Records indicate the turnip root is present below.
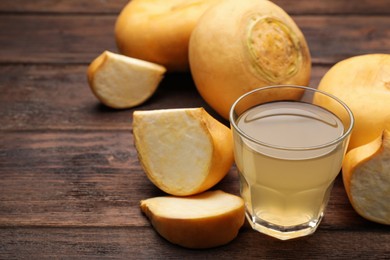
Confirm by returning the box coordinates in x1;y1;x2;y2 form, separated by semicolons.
140;190;245;248
342;126;390;224
317;54;390;150
133;108;234;196
87;51;166;109
115;0;222;71
189;0;311;119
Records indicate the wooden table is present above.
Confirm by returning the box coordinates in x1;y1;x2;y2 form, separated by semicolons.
1;0;389;258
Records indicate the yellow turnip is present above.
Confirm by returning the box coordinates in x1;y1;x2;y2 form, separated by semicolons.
317;54;390;150
115;0;222;71
189;0;311;119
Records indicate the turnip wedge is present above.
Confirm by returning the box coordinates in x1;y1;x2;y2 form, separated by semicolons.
132;108;234;196
140;190;245;248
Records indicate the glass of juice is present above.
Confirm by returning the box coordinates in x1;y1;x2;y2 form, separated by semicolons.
229;85;354;240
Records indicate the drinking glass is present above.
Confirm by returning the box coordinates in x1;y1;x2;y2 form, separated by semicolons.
229;85;354;240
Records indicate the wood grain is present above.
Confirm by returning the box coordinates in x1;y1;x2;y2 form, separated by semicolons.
0;227;389;259
0;15;389;65
0;65;330;131
0;0;128;14
0;65;210;131
0;130;238;226
0;0;389;15
274;0;390;15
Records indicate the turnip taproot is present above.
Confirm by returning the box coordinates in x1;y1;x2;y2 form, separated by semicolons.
133;108;234;196
342;126;390;225
189;0;311;119
140;190;245;248
115;0;222;71
87;51;166;109
317;54;390;150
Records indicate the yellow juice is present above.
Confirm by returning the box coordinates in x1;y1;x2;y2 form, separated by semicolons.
233;101;345;235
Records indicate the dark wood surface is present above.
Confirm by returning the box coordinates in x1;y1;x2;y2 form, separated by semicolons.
1;0;389;259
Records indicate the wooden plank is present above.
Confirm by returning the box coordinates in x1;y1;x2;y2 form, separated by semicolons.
0;15;389;65
0;15;117;64
0;64;346;131
0;131;238;227
0;131;147;228
0;65;210;131
1;227;389;259
0;0;389;15
0;65;327;131
0;131;378;229
0;0;128;14
274;0;390;15
302;16;390;64
0;65;326;131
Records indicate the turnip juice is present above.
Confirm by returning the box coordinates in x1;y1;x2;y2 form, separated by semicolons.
231;92;353;240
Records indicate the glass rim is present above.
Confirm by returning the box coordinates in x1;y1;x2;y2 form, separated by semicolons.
229;85;355;151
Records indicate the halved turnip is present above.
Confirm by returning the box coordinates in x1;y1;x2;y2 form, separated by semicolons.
140;190;245;248
132;108;234;196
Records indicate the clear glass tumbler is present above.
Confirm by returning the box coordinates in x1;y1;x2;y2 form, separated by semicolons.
230;85;354;240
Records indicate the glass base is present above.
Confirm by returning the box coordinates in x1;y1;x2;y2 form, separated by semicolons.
246;211;324;240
